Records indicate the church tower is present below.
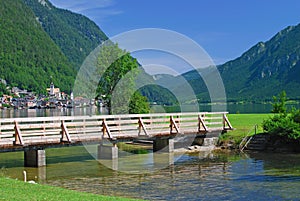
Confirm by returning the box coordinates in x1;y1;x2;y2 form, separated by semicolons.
49;82;54;96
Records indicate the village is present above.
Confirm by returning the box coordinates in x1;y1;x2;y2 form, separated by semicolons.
0;82;96;109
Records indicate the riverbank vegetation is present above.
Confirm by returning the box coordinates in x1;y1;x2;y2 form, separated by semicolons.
221;91;300;145
263;91;300;141
220;113;271;144
0;177;141;201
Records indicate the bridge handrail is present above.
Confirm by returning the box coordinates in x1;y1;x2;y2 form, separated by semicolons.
0;112;229;123
0;112;232;149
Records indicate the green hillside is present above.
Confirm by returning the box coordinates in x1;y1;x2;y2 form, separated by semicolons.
23;0;108;70
0;0;75;93
219;23;300;101
182;23;300;102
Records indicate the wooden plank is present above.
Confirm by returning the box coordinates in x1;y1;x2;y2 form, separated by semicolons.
67;127;101;133
205;116;223;120
0;112;229;124
198;114;208;132
138;117;149;136
177;117;197;121
170;116;180;134
13;121;24;146
102;119;112;139
223;114;233;130
19;130;61;136
103;119;139;125
61;120;71;143
64;121;102;127
19;113;134;121
147;125;170;130
108;125;138;130
0;134;15;138
0;125;15;130
205;122;223;125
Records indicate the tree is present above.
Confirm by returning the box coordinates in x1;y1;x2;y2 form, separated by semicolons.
271;91;287;113
96;43;149;114
263;92;300;141
129;92;150;114
0;82;8;96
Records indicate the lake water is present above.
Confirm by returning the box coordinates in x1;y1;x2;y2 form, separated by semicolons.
0;107;107;118
1;147;300;200
0;102;300;118
1;104;300;200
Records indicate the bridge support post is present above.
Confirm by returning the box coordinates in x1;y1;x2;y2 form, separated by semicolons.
153;138;174;153
24;149;46;167
97;143;118;160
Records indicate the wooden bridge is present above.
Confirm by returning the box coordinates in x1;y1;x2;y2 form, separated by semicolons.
0;112;233;167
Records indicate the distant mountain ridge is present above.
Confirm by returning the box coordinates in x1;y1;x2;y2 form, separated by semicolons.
181;23;300;102
1;0;299;103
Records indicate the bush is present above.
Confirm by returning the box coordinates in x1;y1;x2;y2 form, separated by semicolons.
263;111;300;140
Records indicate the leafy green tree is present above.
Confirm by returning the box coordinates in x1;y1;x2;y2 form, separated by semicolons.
271;91;287;113
129;92;150;114
0;82;8;96
263;92;300;141
96;43;149;114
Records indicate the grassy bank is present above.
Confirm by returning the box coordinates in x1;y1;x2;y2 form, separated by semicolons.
0;177;141;201
220;113;273;144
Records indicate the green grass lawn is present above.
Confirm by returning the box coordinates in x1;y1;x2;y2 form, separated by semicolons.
221;113;273;144
0;177;141;201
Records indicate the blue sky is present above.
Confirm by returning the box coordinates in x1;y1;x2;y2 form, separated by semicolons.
50;0;300;67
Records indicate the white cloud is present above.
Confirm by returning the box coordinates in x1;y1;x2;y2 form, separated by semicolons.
49;0;122;23
50;0;114;12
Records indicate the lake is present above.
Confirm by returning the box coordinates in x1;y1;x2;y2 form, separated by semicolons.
0;102;300;118
0;107;107;118
1;146;300;200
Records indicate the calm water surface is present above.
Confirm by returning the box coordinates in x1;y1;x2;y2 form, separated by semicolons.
1;105;300;200
1;147;300;200
1;102;299;118
0;107;106;118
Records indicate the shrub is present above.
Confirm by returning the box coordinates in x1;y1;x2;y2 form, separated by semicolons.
263;112;300;140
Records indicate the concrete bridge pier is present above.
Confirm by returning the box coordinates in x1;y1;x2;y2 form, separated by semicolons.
24;148;46;167
97;143;118;160
153;138;174;153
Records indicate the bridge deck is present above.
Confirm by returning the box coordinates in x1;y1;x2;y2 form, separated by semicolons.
0;112;233;152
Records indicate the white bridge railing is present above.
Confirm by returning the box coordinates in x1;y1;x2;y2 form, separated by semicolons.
0;112;233;148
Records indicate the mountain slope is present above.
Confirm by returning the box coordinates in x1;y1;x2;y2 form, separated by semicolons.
23;0;108;70
0;0;75;93
183;23;300;102
220;23;300;101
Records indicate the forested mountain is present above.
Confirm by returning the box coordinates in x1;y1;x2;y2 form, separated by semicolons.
1;0;299;103
182;23;300;102
0;0;108;93
23;0;108;70
0;0;75;93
